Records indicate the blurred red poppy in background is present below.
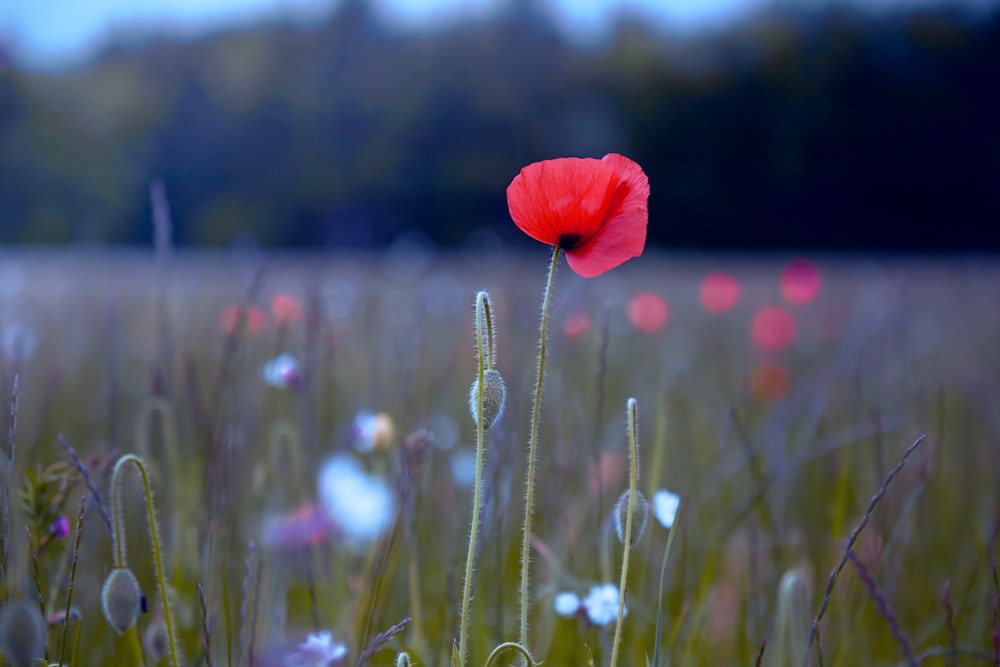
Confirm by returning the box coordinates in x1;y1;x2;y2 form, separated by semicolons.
271;294;304;325
220;304;268;337
751;306;796;351
563;311;591;338
750;361;790;402
507;153;649;278
628;292;669;333
780;258;822;305
699;272;741;314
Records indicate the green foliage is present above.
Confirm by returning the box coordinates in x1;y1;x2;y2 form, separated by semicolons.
0;252;996;666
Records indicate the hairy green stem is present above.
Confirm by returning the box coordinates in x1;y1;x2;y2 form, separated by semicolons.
484;641;537;667
610;398;640;667
519;245;561;649
458;291;491;665
111;454;181;667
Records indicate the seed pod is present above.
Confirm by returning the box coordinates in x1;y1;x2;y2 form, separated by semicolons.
468;369;507;430
613;489;649;546
0;599;46;666
101;568;142;633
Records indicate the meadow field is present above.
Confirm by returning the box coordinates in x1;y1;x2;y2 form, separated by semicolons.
0;249;997;666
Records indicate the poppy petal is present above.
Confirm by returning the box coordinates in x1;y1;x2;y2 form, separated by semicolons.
564;154;649;277
507;157;624;248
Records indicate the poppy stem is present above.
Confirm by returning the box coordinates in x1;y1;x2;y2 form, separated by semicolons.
110;454;181;667
609;398;639;667
458;291;492;666
518;244;561;650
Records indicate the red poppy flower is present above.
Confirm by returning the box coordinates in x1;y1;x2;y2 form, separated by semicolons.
780;258;821;306
627;292;669;333
219;304;268;337
699;272;741;314
750;361;790;402
270;294;304;325
507;153;649;278
563;311;591;338
751;307;795;351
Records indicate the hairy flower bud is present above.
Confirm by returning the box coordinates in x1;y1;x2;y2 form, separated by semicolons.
613;489;648;546
469;369;506;430
0;600;45;666
143;618;171;663
101;568;142;633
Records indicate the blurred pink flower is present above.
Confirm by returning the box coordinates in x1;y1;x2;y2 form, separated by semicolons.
220;304;268;337
262;503;332;551
627;292;668;333
780;258;821;306
751;307;795;351
563;311;591;338
699;272;741;314
271;294;305;326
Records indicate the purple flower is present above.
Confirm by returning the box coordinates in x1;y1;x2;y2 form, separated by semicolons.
49;515;70;540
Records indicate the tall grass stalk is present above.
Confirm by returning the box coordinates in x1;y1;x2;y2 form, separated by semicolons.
519;245;561;649
609;398;640;667
458;290;494;666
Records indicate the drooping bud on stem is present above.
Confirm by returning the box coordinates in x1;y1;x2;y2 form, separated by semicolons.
469;369;507;431
101;568;142;634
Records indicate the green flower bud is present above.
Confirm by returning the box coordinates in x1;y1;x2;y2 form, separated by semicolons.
0;600;46;666
101;568;142;633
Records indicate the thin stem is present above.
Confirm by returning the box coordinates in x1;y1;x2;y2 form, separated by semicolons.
458;291;490;665
610;398;639;667
111;454;181;667
652;500;681;667
804;435;925;666
519;245;561;648
59;495;86;666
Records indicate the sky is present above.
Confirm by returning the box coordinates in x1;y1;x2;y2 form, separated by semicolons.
0;0;768;67
0;0;980;67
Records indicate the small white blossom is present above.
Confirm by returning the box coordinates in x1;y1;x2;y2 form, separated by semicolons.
283;631;347;667
318;455;395;549
262;353;300;389
652;489;680;530
582;584;626;626
553;591;581;617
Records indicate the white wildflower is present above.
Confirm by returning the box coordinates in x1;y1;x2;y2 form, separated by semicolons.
553;591;581;617
582;583;625;626
317;455;395;549
283;631;347;667
262;353;300;389
652;489;680;530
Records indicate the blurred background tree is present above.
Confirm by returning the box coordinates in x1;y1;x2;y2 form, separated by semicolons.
0;0;997;250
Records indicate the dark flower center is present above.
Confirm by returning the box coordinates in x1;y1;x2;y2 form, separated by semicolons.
558;233;582;250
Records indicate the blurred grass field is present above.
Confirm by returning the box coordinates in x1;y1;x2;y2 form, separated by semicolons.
0;249;997;666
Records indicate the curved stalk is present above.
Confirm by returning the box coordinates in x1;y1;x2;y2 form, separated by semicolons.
483;641;537;667
111;454;181;667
